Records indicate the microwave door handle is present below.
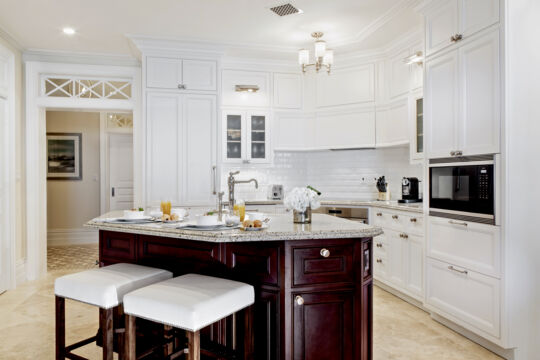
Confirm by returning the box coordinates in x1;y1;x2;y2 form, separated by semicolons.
455;168;461;192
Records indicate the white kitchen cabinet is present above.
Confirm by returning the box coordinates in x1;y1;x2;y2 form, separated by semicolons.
389;49;411;99
146;92;216;206
146;57;217;91
458;30;500;156
387;229;407;289
273;73;302;109
425;50;459;158
376;99;409;148
222;110;270;164
221;70;270;107
316;65;375;108
314;108;376;149
426;257;500;339
424;0;499;57
428;216;501;278
273;113;314;151
409;92;424;161
406;233;424;298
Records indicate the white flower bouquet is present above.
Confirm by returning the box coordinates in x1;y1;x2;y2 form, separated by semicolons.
284;186;321;213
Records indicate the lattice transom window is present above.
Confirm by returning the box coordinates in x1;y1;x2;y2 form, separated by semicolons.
42;76;132;100
107;113;133;129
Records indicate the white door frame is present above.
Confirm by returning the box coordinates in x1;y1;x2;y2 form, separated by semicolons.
0;43;16;290
99;112;134;214
24;61;142;281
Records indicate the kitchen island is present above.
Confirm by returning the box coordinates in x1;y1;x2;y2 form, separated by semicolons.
87;213;383;360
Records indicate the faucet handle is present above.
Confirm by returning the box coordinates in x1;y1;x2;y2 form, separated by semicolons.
229;171;240;176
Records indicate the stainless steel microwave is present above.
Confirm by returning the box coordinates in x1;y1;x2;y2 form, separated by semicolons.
429;158;494;224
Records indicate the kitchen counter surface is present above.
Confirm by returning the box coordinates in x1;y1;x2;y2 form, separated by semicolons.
245;199;424;214
86;212;383;243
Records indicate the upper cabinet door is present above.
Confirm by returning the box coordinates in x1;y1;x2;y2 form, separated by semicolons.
425;51;459;159
222;111;246;163
459;0;499;38
273;73;302;109
247;112;270;163
181;94;216;205
389;49;411;99
146;92;182;204
425;0;459;56
315;109;376;149
182;60;217;91
458;29;500;156
146;57;183;89
316;65;375;108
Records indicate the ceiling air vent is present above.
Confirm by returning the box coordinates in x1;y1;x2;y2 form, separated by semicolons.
270;3;302;16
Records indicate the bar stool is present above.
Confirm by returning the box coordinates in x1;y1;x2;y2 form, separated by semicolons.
54;263;173;360
123;274;255;360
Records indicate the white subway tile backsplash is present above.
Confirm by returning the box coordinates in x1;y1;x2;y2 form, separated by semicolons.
220;145;423;202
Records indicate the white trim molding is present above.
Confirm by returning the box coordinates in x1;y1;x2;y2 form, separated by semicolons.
47;228;98;246
15;259;26;286
24;61;141;281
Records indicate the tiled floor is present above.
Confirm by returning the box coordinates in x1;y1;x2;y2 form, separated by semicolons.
0;244;502;359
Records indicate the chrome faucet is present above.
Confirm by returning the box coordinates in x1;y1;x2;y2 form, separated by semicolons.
228;171;258;211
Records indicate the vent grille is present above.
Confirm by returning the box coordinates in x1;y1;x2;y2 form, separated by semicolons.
270;3;301;16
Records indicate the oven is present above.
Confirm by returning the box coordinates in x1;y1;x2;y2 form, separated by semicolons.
429;158;495;224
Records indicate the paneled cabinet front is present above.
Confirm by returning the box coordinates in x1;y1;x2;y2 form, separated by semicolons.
146;56;217;91
222;110;270;164
146;91;216;206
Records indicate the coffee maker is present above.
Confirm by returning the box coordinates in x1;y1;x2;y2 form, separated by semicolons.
398;177;422;203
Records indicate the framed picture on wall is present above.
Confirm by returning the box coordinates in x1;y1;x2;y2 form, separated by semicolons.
46;133;82;180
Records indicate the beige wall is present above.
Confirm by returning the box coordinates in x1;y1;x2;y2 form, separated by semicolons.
46;111;101;234
0;34;24;262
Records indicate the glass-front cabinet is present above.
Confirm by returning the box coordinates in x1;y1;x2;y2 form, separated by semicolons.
222;110;270;163
410;93;424;161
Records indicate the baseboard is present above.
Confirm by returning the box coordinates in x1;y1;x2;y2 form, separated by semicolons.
430;313;515;360
15;258;26;286
374;279;428;312
47;228;99;246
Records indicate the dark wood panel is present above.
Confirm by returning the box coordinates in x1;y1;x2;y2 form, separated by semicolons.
225;242;281;286
291;241;354;287
100;231;137;262
292;291;354;360
254;289;280;360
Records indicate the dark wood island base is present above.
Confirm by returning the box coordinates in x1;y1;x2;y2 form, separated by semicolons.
99;230;373;360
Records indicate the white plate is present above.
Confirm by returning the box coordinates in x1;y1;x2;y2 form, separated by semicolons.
241;224;268;231
115;216;153;222
182;222;225;229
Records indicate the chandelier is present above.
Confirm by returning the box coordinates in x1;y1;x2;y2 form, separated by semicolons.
298;32;334;74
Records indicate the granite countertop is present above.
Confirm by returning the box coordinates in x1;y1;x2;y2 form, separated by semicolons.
245;199;424;214
86;212;383;243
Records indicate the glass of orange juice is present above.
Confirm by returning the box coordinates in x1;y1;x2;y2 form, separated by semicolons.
233;199;246;222
160;200;172;216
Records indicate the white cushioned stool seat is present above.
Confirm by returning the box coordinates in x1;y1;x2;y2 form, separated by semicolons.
54;263;173;309
123;274;255;332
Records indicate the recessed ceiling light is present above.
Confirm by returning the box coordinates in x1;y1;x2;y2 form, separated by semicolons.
62;27;76;35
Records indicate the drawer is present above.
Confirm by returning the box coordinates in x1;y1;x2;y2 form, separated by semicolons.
428;216;500;278
373;253;388;280
291;241;355;287
426;257;500;339
373;234;387;257
404;213;424;235
226;243;281;286
100;231;137;262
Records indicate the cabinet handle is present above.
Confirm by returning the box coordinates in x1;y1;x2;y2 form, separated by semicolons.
392;215;399;220
449;220;468;227
450;150;456;156
376;243;383;248
177;84;186;89
243;159;251;164
448;265;468;275
364;249;370;273
295;295;305;306
455;150;463;156
410;218;417;223
320;248;330;258
212;165;217;195
376;212;382;217
111;187;115;197
376;258;383;263
450;34;463;43
399;233;409;239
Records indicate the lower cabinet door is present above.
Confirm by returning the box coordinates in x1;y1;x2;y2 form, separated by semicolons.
387;229;407;288
254;289;280;360
406;234;424;298
292;291;354;360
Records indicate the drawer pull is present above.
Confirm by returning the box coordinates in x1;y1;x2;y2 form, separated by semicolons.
376;212;382;217
295;295;305;306
320;248;330;258
399;233;408;239
392;215;399;220
376;243;383;248
177;84;186;89
376;259;383;263
449;220;468;227
448;265;468;275
410;218;417;223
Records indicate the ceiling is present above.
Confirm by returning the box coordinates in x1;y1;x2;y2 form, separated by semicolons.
0;0;422;60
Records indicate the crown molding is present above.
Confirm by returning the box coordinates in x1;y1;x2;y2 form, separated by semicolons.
0;25;24;52
22;49;140;67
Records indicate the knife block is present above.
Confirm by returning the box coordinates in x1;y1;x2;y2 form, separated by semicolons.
378;191;390;201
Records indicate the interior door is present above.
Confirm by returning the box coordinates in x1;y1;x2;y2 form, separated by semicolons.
109;134;134;211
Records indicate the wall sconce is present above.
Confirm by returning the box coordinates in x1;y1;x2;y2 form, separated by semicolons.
404;51;424;66
235;85;260;93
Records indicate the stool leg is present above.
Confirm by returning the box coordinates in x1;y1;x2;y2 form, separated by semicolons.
187;330;200;360
100;308;114;360
125;315;136;360
243;305;255;360
55;296;65;360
